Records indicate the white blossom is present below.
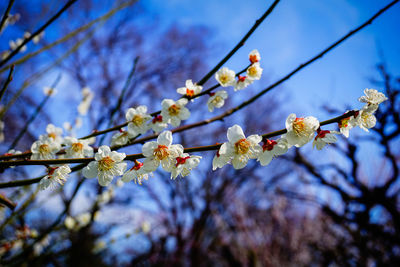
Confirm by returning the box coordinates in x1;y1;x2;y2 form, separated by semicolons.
125;105;152;136
149;115;168;133
39;124;64;144
39;165;71;190
246;62;263;80
358;88;387;106
176;79;202;99
313;130;339;150
64;216;76;230
234;75;253;91
31;138;61;160
83;146;127;186
212;152;231;171
121;160;151;185
257;138;289;166
284;113;319;147
142;131;183;172
161;99;190;127
338;113;357;138
355;109;376;132
216;125;262;170
64;137;93;158
78;87;94;115
9;38;27;53
249;49;261;63
170;153;201;179
207;90;228;112
110;130;134;147
215;67;236;87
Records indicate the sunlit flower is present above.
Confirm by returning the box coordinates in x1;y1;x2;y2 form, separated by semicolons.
358;88;387;106
217;124;262;169
83;146;127;186
121;160;151;185
31;138;61;160
39;124;64;144
33;31;45;44
149;115;168;133
215;67;236;87
312;130;339;150
285;114;319;147
33;235;50;256
161;99;190;127
126;105;152;136
355;109;376;132
78;87;94;115
176;79;202;99
64;216;76;230
142;131;183;172
234;75;253;91
9;38;27;53
257;138;289;166
110;129;134;147
212;151;231;171
338;112;357;138
39;165;71;190
246;62;263;80
64;137;93;158
249;49;261;64
170;153;202;179
207;90;228;112
76;212;91;227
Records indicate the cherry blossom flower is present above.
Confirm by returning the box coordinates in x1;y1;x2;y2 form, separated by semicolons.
176;79;202;99
39;165;71;190
161;99;190;127
207;90;228;112
170;153;201;179
212;150;231;171
338;112;357;138
217;124;262;170
78;87;94;115
149;115;168;133
9;38;27;53
285;113;319;147
142;131;183;172
64;137;93;158
126;105;152;136
31;138;61;160
83;146;127;186
39;124;64;144
234;75;253;91
257;138;289;166
110;129;134;147
313;130;339;150
215;67;236;87
355;109;376;132
121;160;151;185
249;49;261;63
358;88;388;105
246;62;263;80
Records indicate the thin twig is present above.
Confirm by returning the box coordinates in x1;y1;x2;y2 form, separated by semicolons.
0;0;78;68
0;193;16;210
0;0;15;33
196;0;280;86
0;64;14;102
8;74;62;150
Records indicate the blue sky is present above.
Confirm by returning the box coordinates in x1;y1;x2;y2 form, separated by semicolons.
146;0;400;116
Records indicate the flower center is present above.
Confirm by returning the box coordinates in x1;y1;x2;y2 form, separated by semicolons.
48;133;57;140
168;104;181;116
210;95;223;106
132;114;145;126
71;142;83;152
235;138;250;155
263;139;277;152
339;118;350;128
186;88;195;97
219;74;229;84
248;65;258;76
153;145;169;160
39;144;50;155
98;156;115;171
293;118;306;136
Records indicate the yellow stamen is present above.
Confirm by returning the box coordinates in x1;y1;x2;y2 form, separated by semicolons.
71;142;83;153
98;156;115;171
132;115;145;126
293;118;306;136
235;138;250;155
39;144;50;154
168;104;181;116
153;145;169;160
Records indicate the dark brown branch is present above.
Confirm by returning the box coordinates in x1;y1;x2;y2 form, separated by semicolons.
0;0;15;33
0;64;14;102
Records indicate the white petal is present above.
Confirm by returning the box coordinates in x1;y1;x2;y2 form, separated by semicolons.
142;141;158;157
227;125;245;143
157;131;173;146
83;161;99;178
